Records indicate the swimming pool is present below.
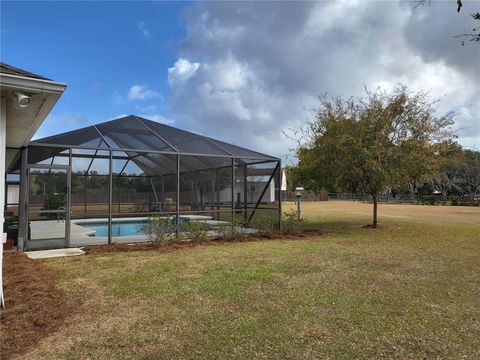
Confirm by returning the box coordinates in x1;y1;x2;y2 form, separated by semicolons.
76;216;199;237
79;220;148;237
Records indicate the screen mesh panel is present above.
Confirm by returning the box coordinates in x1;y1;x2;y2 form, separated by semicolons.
29;115;278;178
24;115;280;234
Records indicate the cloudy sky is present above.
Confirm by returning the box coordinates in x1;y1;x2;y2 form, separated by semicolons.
2;1;479;162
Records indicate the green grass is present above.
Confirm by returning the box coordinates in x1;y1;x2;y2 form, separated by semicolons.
25;202;480;359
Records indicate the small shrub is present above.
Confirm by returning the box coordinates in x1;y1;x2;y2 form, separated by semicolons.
282;209;302;232
250;214;278;237
140;216;176;246
217;220;246;240
183;221;209;242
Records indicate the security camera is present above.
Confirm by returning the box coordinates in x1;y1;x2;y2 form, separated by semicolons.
13;91;31;108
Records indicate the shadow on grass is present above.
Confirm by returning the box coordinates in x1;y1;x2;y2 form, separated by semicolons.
297;218;374;236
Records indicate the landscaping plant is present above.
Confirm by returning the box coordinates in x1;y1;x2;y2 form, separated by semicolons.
282;209;302;232
140;216;177;245
183;221;209;242
250;213;278;237
217;220;246;240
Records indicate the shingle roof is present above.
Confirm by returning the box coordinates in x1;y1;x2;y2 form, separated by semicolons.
0;62;51;80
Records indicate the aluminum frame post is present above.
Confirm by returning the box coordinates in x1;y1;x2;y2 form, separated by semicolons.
66;148;72;247
84;174;87;216
17;147;28;251
161;176;164;203
149;178;160;205
108;150;113;244
176;154;180;234
277;160;282;231
243;165;248;224
210;175;215;217
231;158;235;223
215;168;220;220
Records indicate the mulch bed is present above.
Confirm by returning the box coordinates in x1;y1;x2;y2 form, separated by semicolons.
83;229;322;255
0;252;76;359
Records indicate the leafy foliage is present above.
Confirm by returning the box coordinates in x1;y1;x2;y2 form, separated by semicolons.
292;86;455;227
217;220;246;240
140;216;177;245
250;213;278;237
183;221;209;242
282;209;303;232
407;146;480;202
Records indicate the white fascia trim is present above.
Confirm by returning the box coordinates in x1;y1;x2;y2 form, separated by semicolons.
0;73;67;94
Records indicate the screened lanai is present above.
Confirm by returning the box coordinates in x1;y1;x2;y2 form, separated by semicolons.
13;115;281;250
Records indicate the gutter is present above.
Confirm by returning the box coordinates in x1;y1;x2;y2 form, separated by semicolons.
0;73;67;94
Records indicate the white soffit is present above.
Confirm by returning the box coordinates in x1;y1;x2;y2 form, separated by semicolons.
0;73;67;149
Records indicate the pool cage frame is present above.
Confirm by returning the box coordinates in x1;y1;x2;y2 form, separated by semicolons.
15;115;282;250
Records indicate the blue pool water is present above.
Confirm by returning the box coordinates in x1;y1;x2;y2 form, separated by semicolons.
78;216;195;237
80;221;148;237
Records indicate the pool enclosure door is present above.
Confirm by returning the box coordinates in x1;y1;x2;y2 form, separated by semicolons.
26;164;71;250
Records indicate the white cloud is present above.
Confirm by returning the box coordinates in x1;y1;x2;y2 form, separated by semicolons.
167;1;480;159
127;85;162;101
167;58;200;88
138;21;151;39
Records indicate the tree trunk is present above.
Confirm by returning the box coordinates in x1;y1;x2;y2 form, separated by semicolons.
372;194;378;228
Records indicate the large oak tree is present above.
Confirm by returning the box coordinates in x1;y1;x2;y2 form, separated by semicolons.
292;86;455;227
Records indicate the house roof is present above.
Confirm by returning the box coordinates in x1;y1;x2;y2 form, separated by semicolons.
0;62;51;80
28;115;279;176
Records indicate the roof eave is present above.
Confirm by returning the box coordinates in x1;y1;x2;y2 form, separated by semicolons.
0;73;67;94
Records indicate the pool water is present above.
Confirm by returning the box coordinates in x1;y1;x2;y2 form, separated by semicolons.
80;221;148;237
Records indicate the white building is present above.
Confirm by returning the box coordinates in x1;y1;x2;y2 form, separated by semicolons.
0;63;66;306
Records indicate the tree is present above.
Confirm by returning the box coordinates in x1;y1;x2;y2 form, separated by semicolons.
464;150;480;196
292;86;454;228
429;141;468;200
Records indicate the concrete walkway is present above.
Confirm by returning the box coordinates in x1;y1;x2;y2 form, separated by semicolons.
25;248;85;259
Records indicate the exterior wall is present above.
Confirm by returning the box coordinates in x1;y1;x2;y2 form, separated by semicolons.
1;97;6;306
214;180;276;204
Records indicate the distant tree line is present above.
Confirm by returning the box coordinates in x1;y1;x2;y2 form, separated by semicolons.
31;168;233;201
408;146;480;201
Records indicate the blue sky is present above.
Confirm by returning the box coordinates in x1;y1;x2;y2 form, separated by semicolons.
1;1;478;157
1;1;190;137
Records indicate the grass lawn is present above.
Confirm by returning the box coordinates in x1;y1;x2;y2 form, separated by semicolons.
22;201;480;359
